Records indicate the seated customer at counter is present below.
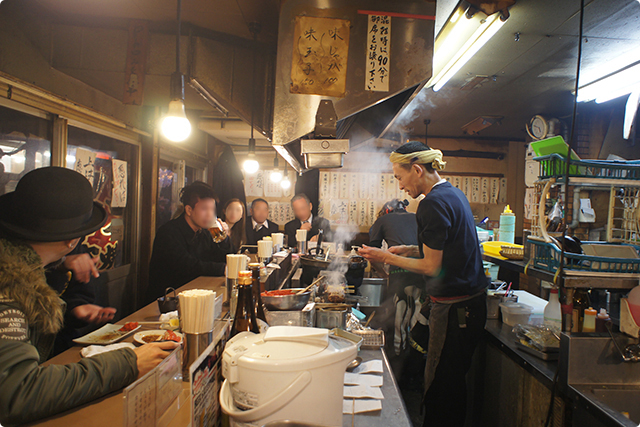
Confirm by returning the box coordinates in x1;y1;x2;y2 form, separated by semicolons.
284;193;332;246
245;198;279;245
146;181;232;304
0;167;177;425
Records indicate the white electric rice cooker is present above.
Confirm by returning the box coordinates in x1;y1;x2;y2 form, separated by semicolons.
220;326;358;427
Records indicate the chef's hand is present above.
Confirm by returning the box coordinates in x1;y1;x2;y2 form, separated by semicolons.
309;235;318;242
388;245;420;258
358;245;388;264
300;222;312;232
72;304;116;324
134;341;180;379
64;253;100;283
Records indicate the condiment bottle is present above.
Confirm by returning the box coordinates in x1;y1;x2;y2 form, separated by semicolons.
583;307;597;332
499;205;515;244
544;288;562;331
231;270;251;319
571;289;590;332
595;308;610;332
249;263;268;325
230;272;259;338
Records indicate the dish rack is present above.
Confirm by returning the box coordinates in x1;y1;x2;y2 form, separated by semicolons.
529;238;640;277
350;329;385;349
530;155;640;246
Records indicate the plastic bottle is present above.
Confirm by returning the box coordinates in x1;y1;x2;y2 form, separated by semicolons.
499;205;515;244
583;307;597;332
544;288;562;331
595;308;610;333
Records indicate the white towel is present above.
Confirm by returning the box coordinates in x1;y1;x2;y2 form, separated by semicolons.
80;342;135;358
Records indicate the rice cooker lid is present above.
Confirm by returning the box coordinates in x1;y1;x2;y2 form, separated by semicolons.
224;326;353;363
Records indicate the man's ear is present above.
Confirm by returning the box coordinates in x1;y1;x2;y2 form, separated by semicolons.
185;204;193;216
412;163;424;177
65;238;80;249
309;202;313;211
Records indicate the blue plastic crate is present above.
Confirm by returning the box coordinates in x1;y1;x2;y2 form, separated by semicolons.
535;153;640;181
530;239;640;275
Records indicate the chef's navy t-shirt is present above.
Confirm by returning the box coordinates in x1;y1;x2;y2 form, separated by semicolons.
416;181;488;298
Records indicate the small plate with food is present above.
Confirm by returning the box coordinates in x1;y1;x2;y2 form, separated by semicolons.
73;322;141;345
133;329;183;345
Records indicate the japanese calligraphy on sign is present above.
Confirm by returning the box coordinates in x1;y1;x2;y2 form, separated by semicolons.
365;15;391;92
112;159;128;208
123;20;149;105
75;148;96;186
291;16;350;97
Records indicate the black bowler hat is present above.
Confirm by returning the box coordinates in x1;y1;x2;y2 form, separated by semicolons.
0;167;108;242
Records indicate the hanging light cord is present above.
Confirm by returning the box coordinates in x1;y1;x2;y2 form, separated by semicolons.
176;0;182;75
250;26;257;141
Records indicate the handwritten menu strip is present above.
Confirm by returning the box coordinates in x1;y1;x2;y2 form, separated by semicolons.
319;172;507;230
290;16;350;98
365;15;391;92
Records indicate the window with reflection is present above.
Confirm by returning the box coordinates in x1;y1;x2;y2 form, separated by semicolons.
0;105;51;195
67;126;139;270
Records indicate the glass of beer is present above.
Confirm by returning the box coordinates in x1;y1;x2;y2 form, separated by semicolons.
209;218;227;243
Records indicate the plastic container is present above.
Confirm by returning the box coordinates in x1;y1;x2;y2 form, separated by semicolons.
499;205;515;244
543;289;562;331
583;307;597;332
595;308;610;333
500;302;533;326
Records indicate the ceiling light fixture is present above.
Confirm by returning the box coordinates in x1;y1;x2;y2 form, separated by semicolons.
160;0;191;142
243;138;259;174
430;11;507;92
270;153;282;182
280;163;291;189
577;60;640;104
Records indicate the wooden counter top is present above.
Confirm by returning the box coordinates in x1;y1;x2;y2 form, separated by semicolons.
28;276;227;427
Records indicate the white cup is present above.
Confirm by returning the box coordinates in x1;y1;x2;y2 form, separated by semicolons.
296;229;308;243
272;233;284;249
226;254;247;279
258;240;273;259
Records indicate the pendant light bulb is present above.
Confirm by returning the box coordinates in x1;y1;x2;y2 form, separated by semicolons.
270;153;282;182
280;175;291;189
243;138;259;174
161;99;192;142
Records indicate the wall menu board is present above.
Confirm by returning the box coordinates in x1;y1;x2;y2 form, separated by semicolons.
318;171;507;231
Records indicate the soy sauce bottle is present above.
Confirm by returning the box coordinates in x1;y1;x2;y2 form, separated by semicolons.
249;263;268;324
230;271;259;338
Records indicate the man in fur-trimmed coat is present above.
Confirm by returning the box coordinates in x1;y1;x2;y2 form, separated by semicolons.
0;167;178;426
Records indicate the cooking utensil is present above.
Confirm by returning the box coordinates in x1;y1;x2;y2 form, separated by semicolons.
157;287;179;313
364;311;376;328
262;289;312;311
346;356;362;372
297;275;324;295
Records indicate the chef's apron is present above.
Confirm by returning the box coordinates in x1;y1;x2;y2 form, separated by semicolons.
389;267;424;354
423;290;486;395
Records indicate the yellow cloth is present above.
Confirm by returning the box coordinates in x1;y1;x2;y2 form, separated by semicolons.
389;149;447;171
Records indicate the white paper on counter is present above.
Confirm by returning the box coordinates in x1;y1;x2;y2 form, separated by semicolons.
344;385;384;400
343;398;382;414
344;372;383;387
351;359;383;374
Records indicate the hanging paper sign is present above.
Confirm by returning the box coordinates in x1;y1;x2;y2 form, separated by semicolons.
123;20;149;105
471;177;480;203
291;16;350;97
264;178;283;198
365;15;391;92
112;159;128;208
244;171;264;197
320;172;330;199
463;177;471;200
499;178;508;204
481;177;490;204
490;178;500;204
75;148;96;186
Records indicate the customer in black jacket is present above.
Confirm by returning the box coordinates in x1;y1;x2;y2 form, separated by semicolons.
245;198;279;245
285;193;332;247
146;182;232;304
